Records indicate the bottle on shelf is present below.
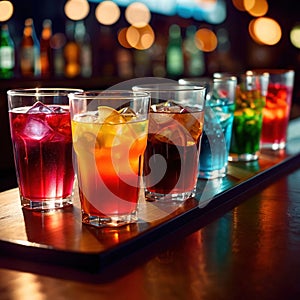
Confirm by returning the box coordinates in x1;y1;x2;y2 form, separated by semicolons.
40;19;52;78
64;20;80;78
20;18;40;77
166;24;184;78
74;20;92;78
50;32;67;78
183;25;205;77
0;24;15;79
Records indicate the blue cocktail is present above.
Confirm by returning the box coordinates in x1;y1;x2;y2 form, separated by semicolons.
198;77;236;179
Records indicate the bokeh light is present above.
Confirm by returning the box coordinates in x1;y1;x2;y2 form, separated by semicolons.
126;24;155;50
290;24;300;49
232;0;247;11
0;0;14;22
64;0;90;21
195;0;217;9
118;28;132;48
177;1;194;19
195;28;218;52
203;0;226;24
95;1;120;25
247;0;268;17
125;2;151;28
249;17;282;45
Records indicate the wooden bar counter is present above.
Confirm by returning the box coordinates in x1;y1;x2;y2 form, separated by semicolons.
0;118;300;299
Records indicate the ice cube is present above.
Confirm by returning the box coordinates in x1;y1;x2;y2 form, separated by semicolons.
118;107;136;121
75;112;99;123
27;101;52;114
174;112;202;143
23;117;53;140
50;105;68;114
151;100;183;113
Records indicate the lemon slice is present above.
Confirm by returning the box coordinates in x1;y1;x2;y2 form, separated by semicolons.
97;106;125;124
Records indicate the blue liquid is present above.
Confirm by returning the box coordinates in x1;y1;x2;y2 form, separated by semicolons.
199;102;234;178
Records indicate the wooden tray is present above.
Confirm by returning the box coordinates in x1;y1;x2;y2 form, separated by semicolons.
1;119;300;275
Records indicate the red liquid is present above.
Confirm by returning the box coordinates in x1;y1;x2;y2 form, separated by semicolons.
261;83;293;146
9;106;74;201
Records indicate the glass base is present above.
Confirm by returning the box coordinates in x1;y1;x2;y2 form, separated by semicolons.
198;166;227;179
145;189;195;202
21;195;73;211
82;211;138;227
260;142;286;150
228;152;259;162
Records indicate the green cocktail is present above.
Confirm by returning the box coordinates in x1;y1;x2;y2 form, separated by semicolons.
229;74;268;161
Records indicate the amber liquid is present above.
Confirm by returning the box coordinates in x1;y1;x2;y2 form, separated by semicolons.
144;110;203;195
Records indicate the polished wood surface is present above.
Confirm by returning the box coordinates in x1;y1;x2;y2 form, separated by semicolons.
1;165;300;299
0;119;300;299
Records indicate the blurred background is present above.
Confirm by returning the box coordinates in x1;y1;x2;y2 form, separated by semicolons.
0;0;300;188
1;0;299;84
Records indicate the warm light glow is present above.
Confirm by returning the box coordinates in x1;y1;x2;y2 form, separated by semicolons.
126;24;155;50
64;0;90;21
195;28;218;52
95;1;120;25
290;25;300;49
232;0;246;11
249;17;282;45
0;0;14;22
247;0;268;17
243;0;256;11
126;26;140;48
125;2;151;28
118;27;132;48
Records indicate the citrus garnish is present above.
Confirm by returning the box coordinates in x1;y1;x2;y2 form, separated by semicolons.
97;106;125;124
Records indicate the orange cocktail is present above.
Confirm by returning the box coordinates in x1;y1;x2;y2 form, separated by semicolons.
70;91;149;227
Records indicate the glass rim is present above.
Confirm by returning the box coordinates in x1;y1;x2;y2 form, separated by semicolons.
69;90;150;100
7;88;84;97
132;83;206;92
212;77;238;83
248;69;295;75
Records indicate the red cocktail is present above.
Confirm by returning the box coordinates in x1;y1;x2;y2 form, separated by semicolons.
7;88;81;211
9;102;74;204
261;83;293;149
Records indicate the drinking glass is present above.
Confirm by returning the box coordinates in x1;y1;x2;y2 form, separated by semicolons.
251;69;295;150
198;77;237;179
229;72;269;161
133;83;206;201
7;88;82;211
69;91;150;227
